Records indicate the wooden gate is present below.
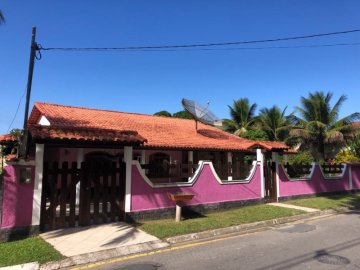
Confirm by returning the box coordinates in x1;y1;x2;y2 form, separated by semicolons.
40;161;125;231
263;159;277;202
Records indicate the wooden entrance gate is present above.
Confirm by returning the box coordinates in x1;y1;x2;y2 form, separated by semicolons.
263;158;277;202
40;161;125;231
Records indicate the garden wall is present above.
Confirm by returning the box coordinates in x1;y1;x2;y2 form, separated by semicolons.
278;164;351;198
0;165;35;229
351;164;360;190
130;161;262;214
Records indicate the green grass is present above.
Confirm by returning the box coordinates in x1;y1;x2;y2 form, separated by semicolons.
137;205;304;239
286;192;360;210
0;237;63;267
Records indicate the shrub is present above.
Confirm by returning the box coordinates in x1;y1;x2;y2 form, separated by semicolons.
287;151;314;165
334;150;359;163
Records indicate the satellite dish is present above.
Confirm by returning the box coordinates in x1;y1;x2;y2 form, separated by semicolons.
181;98;222;130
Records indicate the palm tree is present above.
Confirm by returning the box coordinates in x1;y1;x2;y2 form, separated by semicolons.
223;98;257;136
0;10;5;24
258;105;294;141
289;91;360;161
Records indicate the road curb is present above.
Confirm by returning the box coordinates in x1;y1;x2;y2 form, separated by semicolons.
39;240;169;270
165;208;350;244
0;263;39;270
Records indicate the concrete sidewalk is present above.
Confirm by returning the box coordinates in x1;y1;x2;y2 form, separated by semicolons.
267;202;319;213
40;222;163;257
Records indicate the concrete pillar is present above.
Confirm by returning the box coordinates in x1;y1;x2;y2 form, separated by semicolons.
227;152;232;180
76;148;84;205
140;150;146;164
188;151;194;176
349;165;353;190
272;152;280;201
188;151;193;163
124;146;133;212
256;148;265;198
32;144;44;226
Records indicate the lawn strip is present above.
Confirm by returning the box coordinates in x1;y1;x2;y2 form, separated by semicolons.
137;205;304;239
0;237;63;267
285;192;360;210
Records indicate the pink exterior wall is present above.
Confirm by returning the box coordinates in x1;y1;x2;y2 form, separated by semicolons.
351;165;360;190
1;165;35;228
279;164;350;197
131;163;262;212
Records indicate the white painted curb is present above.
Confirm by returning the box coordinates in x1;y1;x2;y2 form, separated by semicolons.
0;262;39;270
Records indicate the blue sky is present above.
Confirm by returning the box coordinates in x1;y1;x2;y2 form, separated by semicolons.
0;1;359;134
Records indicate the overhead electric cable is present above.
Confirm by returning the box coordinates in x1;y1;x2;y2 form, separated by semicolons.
7;88;26;133
40;29;360;51
40;42;360;52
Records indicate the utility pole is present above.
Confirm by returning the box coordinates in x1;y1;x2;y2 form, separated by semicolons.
18;26;38;158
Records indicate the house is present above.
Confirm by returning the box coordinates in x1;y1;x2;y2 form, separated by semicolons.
1;102;359;241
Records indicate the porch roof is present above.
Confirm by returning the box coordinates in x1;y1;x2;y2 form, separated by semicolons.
27;102;289;152
0;134;17;144
28;125;147;145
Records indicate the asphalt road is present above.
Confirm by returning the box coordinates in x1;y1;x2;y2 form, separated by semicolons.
73;212;360;270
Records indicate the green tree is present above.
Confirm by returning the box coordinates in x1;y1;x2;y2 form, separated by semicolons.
0;10;5;24
154;110;172;117
258;105;293;141
223;98;257;136
348;132;360;158
241;128;269;141
289;91;360;161
173;110;193;119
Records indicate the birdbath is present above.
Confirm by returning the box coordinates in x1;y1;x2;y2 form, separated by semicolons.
167;193;195;222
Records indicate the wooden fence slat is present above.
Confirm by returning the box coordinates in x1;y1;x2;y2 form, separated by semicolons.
49;162;59;230
79;162;89;226
93;168;100;225
40;163;49;231
110;162;117;222
102;163;109;223
59;162;68;228
69;162;77;227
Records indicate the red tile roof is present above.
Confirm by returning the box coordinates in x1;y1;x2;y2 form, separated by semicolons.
0;134;17;143
28;102;289;151
251;141;290;150
29;125;146;144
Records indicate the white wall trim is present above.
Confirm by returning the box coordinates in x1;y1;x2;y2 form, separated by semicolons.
280;163;316;181
319;163;347;180
124;146;133;212
38;115;50;126
256;149;265;198
31;144;44;226
132;160;259;188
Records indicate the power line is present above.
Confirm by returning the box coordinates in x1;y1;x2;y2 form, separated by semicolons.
40;29;360;51
41;42;360;52
7;88;26;133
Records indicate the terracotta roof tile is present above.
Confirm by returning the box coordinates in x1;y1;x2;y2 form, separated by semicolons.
0;134;17;143
252;141;290;150
29;125;146;144
27;102;289;151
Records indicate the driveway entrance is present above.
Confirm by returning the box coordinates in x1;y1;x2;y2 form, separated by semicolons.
40;222;161;257
40;160;126;231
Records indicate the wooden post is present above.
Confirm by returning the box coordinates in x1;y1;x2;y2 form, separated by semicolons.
175;204;182;222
